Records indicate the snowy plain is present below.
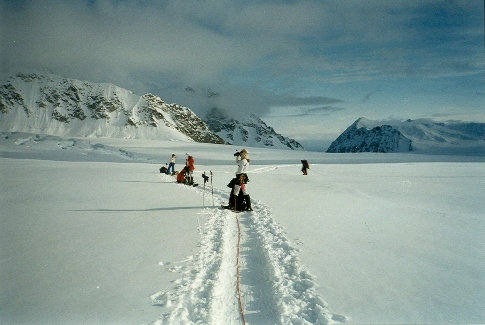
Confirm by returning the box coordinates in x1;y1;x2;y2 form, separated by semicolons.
1;133;484;324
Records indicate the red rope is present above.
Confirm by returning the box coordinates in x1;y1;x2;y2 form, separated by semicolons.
235;214;246;325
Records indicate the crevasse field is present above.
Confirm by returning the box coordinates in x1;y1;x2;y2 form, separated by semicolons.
1;134;484;325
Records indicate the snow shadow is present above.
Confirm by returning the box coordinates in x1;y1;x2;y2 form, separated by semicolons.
71;206;202;213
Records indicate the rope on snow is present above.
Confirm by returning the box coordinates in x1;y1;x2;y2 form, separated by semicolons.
235;214;246;325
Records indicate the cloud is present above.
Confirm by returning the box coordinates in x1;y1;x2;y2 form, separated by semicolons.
265;104;344;119
0;0;483;119
275;96;343;107
362;91;379;103
307;106;344;114
1;0;258;84
159;82;344;119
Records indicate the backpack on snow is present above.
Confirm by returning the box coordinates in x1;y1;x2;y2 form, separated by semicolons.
177;170;185;183
176;166;190;183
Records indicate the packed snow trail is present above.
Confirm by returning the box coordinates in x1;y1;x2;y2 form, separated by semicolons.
152;174;345;324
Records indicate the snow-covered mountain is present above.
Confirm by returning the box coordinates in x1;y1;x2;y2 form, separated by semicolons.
326;118;412;153
327;117;485;155
204;107;304;150
0;73;225;143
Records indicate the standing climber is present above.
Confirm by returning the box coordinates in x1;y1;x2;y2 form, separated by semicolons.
166;154;176;175
235;149;250;177
223;149;252;211
185;154;195;185
301;159;310;175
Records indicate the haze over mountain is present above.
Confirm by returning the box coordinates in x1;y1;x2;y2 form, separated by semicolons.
183;86;304;150
204;107;303;150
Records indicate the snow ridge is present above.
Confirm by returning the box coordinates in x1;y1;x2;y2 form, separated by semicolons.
152;175;344;324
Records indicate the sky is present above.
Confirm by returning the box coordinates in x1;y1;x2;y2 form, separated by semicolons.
1;0;484;150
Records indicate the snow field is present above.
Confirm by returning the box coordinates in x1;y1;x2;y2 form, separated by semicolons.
248;162;485;324
1;135;484;324
152;173;345;324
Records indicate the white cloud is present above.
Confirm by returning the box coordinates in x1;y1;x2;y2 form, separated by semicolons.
1;0;483;120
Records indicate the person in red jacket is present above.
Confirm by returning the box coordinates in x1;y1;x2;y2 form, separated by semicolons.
176;168;186;183
185;154;195;185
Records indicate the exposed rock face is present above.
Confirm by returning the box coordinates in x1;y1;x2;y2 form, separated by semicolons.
327;117;485;155
327;118;413;153
0;73;224;144
204;107;304;150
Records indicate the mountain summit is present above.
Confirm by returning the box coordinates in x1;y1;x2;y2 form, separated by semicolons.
326;118;412;153
327;117;484;155
204;107;304;150
0;73;224;143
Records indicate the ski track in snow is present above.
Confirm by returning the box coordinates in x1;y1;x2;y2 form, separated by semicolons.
151;174;346;325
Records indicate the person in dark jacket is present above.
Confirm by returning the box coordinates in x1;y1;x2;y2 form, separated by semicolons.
224;173;252;211
301;159;310;175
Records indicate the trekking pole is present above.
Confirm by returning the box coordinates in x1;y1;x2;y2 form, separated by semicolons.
202;172;209;207
203;177;206;207
210;170;214;207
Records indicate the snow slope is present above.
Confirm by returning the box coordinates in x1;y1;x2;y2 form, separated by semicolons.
1;133;484;324
0;73;224;143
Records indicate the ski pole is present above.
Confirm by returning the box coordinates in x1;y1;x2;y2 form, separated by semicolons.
210;170;214;207
202;172;206;207
202;172;210;207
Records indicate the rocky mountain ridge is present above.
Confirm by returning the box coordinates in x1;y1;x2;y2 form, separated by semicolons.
204;107;304;150
327;118;412;153
0;73;224;143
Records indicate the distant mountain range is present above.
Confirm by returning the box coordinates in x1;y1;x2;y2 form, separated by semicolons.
2;73;482;155
0;73;302;149
327;117;485;155
183;85;303;149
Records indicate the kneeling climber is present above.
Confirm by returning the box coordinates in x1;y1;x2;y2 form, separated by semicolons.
224;173;252;211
